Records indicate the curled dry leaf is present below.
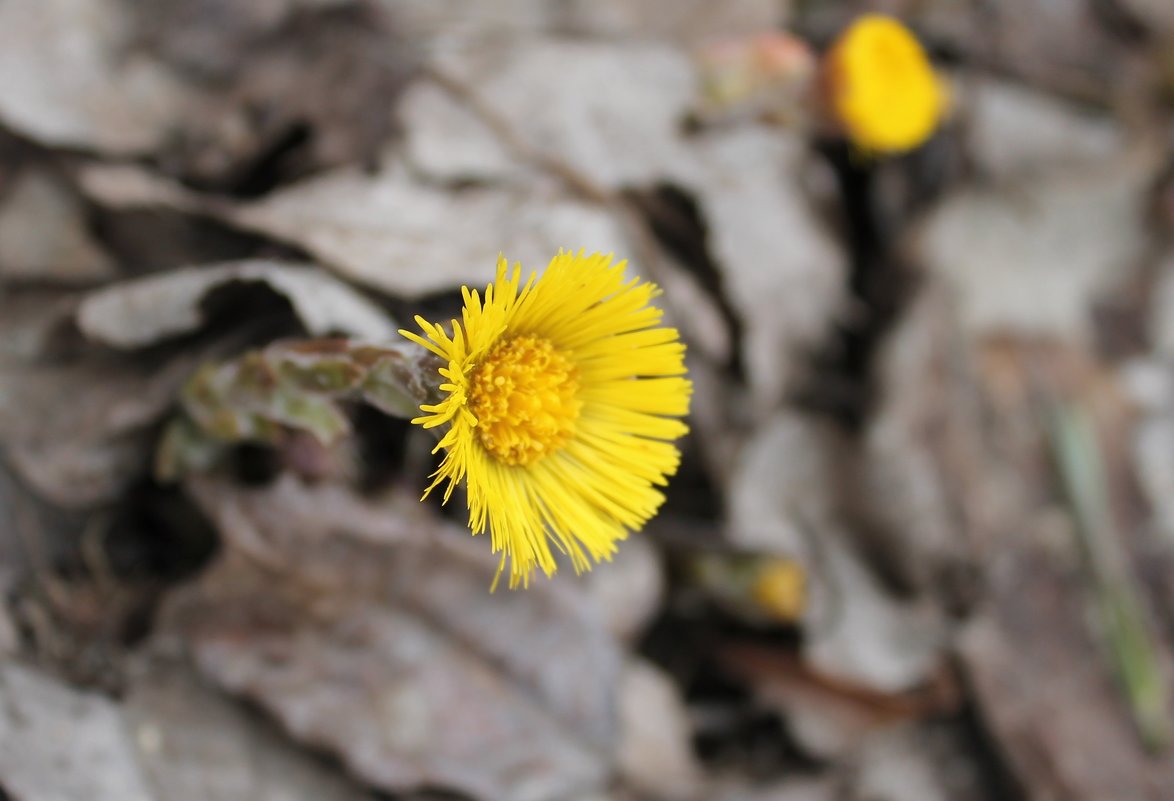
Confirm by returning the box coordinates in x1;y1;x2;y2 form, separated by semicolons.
76;260;397;349
0;663;155;801
163;475;623;801
0;0;198;155
1119;0;1174;35
725;412;846;557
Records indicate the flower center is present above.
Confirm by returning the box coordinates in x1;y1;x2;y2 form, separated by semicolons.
469;335;582;466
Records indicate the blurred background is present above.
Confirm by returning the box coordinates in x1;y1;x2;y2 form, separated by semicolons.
1;0;1173;799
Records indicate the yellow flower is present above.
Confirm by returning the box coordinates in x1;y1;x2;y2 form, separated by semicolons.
400;251;691;588
824;14;946;154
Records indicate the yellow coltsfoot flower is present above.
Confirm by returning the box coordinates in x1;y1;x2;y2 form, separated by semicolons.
401;251;691;588
823;14;947;154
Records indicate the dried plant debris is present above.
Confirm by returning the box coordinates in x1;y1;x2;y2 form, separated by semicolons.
162;475;623;801
155;338;433;479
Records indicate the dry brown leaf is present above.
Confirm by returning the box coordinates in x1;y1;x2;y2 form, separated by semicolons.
716;644;951;761
0;169;117;285
712;777;838;801
960;340;1174;800
76;260;397;349
432;38;696;190
914;154;1153;342
401;78;526;184
681;129;845;415
556;0;781;42
0;356;197;507
963;78;1125;183
386;0;780;45
164;475;623;801
1120;0;1174;35
142;1;413;191
226;159;629;298
616;659;703;800
960;554;1174;801
724;413;948;693
124;654;371;801
845;726;950;801
804;534;947;694
0;0;198;155
585;535;665;644
0;663;155;801
852;283;984;598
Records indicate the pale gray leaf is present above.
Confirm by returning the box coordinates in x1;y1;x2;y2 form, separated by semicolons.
76;260;397;348
164;475;623;801
0;169;116;285
0;663;155;801
124;656;371;801
0;0;198;154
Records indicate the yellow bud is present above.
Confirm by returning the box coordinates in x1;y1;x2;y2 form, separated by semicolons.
823;14;946;154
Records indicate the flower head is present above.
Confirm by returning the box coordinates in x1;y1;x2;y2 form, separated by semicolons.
823;14;946;154
400;251;691;588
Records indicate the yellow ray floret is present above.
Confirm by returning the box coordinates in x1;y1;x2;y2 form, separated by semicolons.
825;14;946;154
400;250;692;588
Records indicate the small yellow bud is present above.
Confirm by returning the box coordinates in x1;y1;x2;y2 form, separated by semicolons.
750;559;806;623
823;14;946;154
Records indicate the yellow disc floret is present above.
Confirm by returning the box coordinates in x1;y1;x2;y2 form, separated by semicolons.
826;14;945;154
469;335;582;465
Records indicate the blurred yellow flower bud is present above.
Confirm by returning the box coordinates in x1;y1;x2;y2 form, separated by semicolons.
822;14;946;154
750;559;806;623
